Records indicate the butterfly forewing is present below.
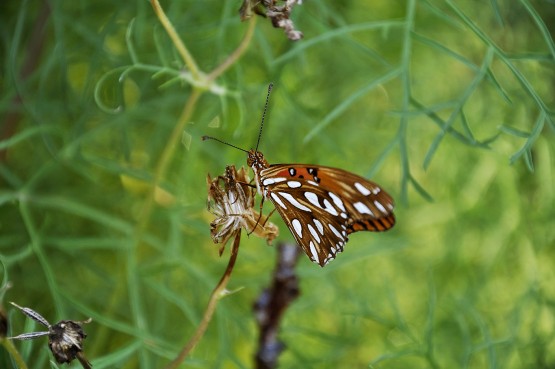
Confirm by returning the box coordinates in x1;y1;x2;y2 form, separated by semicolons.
259;163;395;266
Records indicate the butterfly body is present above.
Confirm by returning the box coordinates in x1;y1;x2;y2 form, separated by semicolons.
247;149;395;266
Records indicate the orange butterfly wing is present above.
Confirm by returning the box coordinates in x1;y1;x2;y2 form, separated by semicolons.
259;164;395;266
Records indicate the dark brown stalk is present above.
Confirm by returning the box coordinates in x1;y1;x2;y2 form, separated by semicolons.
254;243;302;369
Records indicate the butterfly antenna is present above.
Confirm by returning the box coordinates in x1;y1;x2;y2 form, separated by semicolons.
255;83;273;152
202;135;250;153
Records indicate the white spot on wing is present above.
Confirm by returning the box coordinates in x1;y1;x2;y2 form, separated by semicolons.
307;180;319;187
313;219;324;235
304;192;321;208
287;181;302;188
328;192;346;212
355;182;371;196
307;224;321;243
263;177;286;186
309;241;319;262
292;218;303;238
271;193;287;209
329;224;344;240
323;199;338;216
354;201;374;216
280;192;311;212
374;200;388;214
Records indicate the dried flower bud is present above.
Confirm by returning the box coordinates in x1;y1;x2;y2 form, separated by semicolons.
207;165;278;255
48;319;91;367
239;0;304;40
8;302;92;369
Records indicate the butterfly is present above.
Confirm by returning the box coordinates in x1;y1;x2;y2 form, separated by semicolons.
203;84;395;266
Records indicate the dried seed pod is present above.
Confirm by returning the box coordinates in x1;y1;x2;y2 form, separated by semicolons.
239;0;304;40
8;302;92;369
207;165;278;254
48;319;92;367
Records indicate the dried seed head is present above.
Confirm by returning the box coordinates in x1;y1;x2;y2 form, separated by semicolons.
239;0;304;40
8;302;92;369
207;165;278;254
48;319;91;366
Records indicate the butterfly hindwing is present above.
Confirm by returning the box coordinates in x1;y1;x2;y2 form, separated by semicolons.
263;178;350;266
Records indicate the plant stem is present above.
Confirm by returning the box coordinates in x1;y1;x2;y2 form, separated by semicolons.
165;231;241;369
150;0;201;80
135;88;201;235
208;16;257;82
1;339;29;369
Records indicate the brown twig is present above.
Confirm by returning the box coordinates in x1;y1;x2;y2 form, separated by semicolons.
165;231;241;369
254;243;302;369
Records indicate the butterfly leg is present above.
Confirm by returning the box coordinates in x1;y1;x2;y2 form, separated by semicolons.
238;181;257;189
260;207;277;228
248;195;267;236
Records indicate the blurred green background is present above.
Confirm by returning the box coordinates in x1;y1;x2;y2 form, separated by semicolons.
1;0;554;368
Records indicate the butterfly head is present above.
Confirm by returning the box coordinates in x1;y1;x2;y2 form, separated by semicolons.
247;149;269;172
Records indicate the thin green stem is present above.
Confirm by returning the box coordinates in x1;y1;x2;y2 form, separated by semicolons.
134;87;202;238
1;338;28;369
150;0;201;80
398;0;416;205
303;67;402;144
445;0;552;117
519;0;555;61
19;199;65;317
422;47;494;169
165;231;241;369
208;17;257;82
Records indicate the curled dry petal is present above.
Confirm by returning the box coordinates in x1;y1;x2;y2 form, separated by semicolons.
207;165;278;255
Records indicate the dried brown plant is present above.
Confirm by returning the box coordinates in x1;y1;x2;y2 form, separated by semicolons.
207;165;278;255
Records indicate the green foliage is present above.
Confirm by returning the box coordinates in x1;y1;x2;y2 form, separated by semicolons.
1;0;554;368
